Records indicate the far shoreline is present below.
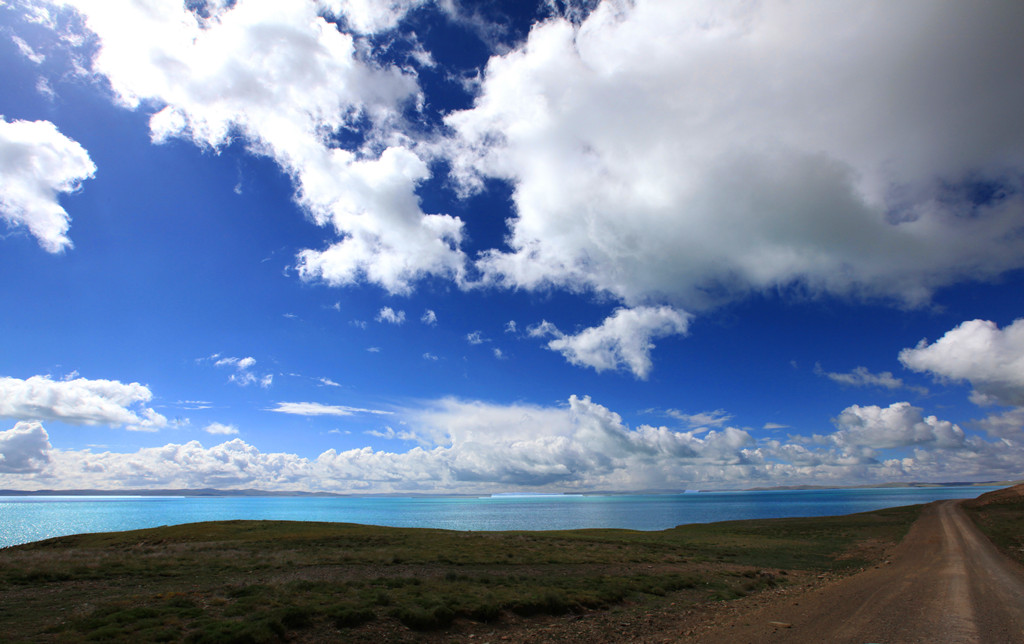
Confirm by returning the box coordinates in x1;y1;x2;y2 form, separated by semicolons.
0;479;1017;498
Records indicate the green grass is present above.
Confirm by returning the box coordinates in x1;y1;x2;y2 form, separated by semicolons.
0;505;924;642
963;492;1024;566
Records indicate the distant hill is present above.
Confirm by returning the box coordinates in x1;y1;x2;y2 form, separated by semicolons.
0;488;349;497
742;480;1021;492
962;482;1024;508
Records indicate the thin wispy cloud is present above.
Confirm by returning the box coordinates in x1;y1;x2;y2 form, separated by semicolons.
667;409;733;428
268;402;392;417
816;365;929;396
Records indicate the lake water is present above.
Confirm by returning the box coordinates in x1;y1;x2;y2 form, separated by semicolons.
0;486;1001;548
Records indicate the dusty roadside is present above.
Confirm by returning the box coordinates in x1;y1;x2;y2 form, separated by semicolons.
419;492;1024;644
685;499;1024;644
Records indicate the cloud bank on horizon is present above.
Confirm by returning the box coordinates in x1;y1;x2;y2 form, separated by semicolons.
1;0;1023;492
3;318;1024;492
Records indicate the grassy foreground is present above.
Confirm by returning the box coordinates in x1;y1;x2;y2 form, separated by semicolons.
962;484;1024;566
0;505;924;642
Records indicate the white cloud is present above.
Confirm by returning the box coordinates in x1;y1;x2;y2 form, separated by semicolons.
268;401;392;417
12;35;46;63
0;375;167;431
36;77;56;100
423;352;438;361
41;438;312;490
176;400;212;411
216;356;256;370
319;377;341;387
318;0;429;34
493;348;505;360
365;425;418;441
208;354;272;388
54;0;467;294
466;330;486;345
376;306;406;325
447;0;1024;310
1;396;1020;492
0;116;96;253
667;409;732;428
399;394;759;489
0;421;52;473
204;422;239;435
975;408;1024;440
816;365;928;396
421;309;437;325
831;402;965;451
530;306;690;379
899;319;1024;407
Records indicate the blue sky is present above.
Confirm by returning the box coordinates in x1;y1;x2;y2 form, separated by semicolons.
1;0;1023;493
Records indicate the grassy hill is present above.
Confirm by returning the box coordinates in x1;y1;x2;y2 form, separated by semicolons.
0;504;933;642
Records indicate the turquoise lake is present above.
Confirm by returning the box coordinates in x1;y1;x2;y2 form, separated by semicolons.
0;486;1001;548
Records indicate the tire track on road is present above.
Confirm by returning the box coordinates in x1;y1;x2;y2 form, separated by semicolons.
694;500;1024;643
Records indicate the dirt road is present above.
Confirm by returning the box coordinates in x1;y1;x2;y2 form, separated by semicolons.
695;500;1024;643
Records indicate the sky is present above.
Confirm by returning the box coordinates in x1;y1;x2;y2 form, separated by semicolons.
1;0;1023;494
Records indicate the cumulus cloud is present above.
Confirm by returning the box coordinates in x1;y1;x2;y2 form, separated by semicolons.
0;395;1020;492
0;421;52;473
816;365;928;396
319;0;429;34
0;116;96;253
447;0;1024;309
46;438;312;490
204;422;239;435
420;309;437;325
975;408;1024;440
37;0;1024;383
0;375;167;431
831;402;965;452
53;0;466;294
899;319;1024;407
268;401;392;417
530;306;690;379
375;307;405;325
396;394;759;488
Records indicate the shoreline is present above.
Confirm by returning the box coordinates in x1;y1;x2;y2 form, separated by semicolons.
1;486;1021;641
1;479;1017;498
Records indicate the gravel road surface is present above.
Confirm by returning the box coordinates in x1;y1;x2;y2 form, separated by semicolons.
694;500;1024;643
